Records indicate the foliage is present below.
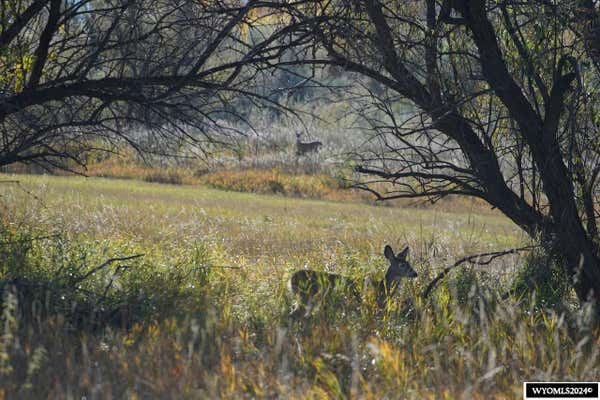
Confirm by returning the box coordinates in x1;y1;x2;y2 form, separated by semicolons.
448;265;479;305
0;0;301;170
511;251;574;310
0;227;213;332
196;168;340;198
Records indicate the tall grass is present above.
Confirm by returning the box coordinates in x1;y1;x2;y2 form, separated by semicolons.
0;175;597;399
8;148;496;214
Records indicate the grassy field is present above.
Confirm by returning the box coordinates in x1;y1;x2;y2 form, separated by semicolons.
0;174;598;399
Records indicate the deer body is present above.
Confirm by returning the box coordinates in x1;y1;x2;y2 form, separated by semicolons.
288;245;417;318
295;132;322;156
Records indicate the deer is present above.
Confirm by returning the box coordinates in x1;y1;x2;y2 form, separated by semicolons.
288;245;417;318
295;132;323;156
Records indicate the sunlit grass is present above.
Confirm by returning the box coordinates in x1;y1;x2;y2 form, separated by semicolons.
0;173;597;399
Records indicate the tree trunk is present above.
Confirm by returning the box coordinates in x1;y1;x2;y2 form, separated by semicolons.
551;220;600;304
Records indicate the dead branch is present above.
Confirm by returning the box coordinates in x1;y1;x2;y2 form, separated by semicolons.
74;254;145;285
194;264;241;270
421;245;539;299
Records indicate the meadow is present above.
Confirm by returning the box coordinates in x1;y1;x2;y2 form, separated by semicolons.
0;174;598;399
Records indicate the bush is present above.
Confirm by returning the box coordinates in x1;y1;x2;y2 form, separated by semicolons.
144;169;184;185
511;250;573;310
197;168;341;198
0;225;211;331
449;265;479;305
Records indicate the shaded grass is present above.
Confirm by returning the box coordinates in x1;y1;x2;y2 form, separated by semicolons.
0;174;597;399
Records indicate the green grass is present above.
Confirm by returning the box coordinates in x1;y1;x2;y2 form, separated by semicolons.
0;174;597;399
1;174;522;252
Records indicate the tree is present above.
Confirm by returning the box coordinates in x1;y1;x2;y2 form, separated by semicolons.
0;0;304;169
274;0;600;306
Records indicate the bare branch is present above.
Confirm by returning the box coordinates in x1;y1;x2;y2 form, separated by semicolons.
422;245;539;299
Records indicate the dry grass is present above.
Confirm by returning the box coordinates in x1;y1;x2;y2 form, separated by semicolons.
0;174;597;399
8;151;499;214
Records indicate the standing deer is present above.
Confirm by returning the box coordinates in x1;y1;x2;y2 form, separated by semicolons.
295;132;323;156
288;245;417;318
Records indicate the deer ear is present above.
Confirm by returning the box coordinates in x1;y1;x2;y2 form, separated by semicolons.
398;246;409;260
384;245;394;260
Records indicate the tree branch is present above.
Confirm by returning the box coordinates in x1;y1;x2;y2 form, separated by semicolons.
422;245;539;299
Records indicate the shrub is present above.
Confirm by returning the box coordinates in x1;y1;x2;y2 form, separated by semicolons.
511;250;573;310
144;169;184;185
449;265;479;306
0;225;212;331
196;168;341;198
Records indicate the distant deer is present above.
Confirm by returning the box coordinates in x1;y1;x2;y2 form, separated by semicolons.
295;132;323;156
288;245;417;318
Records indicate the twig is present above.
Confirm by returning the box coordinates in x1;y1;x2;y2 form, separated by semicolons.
421;245;538;299
74;254;145;284
195;264;241;270
99;265;130;301
0;180;20;184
